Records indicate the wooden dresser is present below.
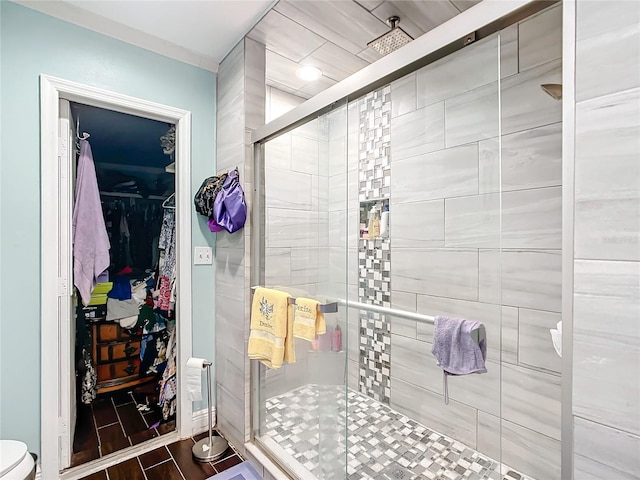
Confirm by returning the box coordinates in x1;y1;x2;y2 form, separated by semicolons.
91;320;154;394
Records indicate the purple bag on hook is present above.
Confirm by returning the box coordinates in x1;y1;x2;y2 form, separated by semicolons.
212;167;247;233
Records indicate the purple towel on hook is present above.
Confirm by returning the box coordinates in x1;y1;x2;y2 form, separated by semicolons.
432;316;487;375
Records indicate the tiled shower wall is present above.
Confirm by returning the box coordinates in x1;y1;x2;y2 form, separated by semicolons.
262;88;343;398
354;6;562;480
572;1;640;477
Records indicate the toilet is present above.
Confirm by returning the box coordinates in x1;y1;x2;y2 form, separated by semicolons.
0;441;35;480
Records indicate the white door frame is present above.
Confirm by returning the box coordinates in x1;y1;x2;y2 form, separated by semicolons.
40;75;194;477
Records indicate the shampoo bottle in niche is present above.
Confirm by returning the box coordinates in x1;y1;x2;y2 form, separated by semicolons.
368;205;380;238
332;324;342;352
380;204;389;238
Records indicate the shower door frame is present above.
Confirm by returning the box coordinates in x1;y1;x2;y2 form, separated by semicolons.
249;1;572;479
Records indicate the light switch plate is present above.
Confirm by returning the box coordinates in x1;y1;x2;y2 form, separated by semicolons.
194;246;213;265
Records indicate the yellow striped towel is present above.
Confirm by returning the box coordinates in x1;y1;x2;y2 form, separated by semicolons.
248;288;293;369
292;297;326;342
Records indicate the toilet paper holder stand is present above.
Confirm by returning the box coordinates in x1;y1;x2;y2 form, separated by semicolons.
192;359;229;463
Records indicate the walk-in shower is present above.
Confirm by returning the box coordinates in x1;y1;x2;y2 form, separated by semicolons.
251;3;563;479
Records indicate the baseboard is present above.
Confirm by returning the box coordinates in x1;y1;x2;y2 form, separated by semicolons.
192;406;216;435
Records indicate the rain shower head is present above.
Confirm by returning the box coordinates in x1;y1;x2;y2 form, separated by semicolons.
367;16;413;56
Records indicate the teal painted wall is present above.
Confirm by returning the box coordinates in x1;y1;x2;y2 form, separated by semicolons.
0;1;217;455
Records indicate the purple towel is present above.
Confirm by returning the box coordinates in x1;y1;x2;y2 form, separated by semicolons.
432;316;487;375
432;316;486;404
73;139;110;306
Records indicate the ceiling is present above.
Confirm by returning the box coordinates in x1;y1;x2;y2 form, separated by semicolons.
249;0;481;99
72;103;175;198
19;0;481;100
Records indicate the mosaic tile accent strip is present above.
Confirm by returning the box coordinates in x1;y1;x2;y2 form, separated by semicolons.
358;87;391;202
358;237;392;403
263;385;536;480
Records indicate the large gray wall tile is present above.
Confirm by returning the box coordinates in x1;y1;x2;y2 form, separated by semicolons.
370;0;459;40
519;308;562;373
303;41;370;83
393;249;478;301
502;186;562;249
500;24;519;79
215;248;246;302
448;359;501;416
392;200;444;248
575;88;640;261
291;134;319;175
248;10;326;63
265;133;292;171
480;249;562;312
502;306;519;365
390;378;478;447
265;248;291;286
244;38;266;131
445;193;500;248
389;102;445;161
477;412;501;461
519;4;562;71
501;419;561;480
573;259;640;436
266;208;320;248
265;168;312;210
479;123;562;194
501;59;562;135
445;81;498;147
390;334;441;394
574;417;640;479
417;34;499;108
390;291;417;339
274;0;388;56
502;363;561;440
391;144;478;204
576;0;640;102
390;72;417;118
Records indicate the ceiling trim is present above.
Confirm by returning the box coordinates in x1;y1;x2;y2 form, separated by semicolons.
13;0;219;72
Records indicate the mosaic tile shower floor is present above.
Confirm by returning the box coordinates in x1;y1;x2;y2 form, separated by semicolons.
264;385;534;480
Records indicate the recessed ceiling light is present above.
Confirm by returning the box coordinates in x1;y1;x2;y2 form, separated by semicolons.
296;65;322;81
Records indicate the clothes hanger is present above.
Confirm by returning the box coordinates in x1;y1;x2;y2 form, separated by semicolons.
162;192;176;210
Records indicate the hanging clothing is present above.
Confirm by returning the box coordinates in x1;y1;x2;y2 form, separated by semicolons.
156;207;176;313
73;139;111;305
158;325;177;420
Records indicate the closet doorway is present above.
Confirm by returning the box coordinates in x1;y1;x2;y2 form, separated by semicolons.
40;76;194;478
68;101;178;468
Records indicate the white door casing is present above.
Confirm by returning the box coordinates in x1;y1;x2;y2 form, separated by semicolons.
40;75;193;478
58;98;75;469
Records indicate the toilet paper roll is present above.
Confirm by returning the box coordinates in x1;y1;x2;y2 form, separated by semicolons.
186;357;207;369
185;357;206;401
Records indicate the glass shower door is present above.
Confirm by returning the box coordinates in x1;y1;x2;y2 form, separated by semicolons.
253;102;350;479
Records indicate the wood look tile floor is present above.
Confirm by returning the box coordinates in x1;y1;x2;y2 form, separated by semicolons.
71;389;175;468
78;431;245;480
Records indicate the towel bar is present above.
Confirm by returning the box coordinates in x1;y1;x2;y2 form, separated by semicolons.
250;286;434;325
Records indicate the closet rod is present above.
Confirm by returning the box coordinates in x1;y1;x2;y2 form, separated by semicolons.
100;191;167;200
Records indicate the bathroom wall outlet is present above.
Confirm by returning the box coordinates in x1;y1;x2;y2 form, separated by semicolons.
194;246;213;265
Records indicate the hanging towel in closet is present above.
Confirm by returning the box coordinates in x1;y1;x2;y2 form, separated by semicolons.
73;139;110;306
431;316;487;404
248;288;294;369
292;297;326;341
